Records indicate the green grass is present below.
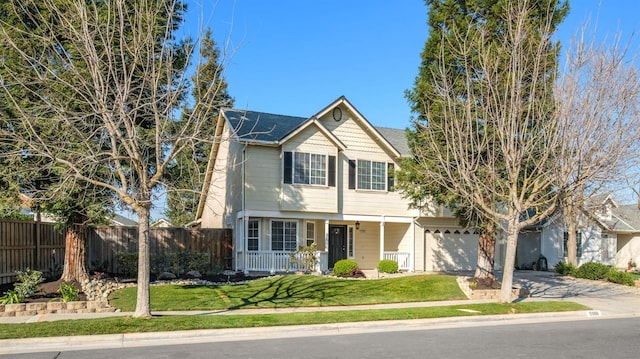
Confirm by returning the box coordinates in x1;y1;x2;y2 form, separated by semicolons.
0;301;588;339
630;272;640;280
109;275;467;311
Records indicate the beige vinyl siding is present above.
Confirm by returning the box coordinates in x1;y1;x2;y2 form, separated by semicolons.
351;221;381;269
315;106;417;217
201;126;243;228
280;125;339;213
383;223;412;253
244;146;281;211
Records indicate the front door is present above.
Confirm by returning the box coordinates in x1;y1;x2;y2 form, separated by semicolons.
328;225;347;269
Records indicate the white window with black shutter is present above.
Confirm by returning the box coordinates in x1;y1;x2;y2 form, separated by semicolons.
283;151;336;187
348;158;395;192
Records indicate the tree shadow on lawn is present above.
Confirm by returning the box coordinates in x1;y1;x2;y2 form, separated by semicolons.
174;275;352;310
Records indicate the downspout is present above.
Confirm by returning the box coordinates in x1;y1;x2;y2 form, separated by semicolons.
241;145;247;272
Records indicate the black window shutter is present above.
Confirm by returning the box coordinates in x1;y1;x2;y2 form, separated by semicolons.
348;160;356;189
328;155;336;187
387;163;395;191
283;151;292;184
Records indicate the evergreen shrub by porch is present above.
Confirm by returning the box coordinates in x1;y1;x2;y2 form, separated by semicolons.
378;259;399;274
575;262;612;280
553;261;576;276
333;259;359;276
606;270;636;286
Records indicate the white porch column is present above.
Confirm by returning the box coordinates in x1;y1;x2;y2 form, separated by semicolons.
379;221;385;261
410;220;416;272
243;217;249;272
324;220;330;252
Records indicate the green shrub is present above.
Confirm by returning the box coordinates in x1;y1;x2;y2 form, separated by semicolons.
150;254;171;277
57;282;80;302
116;252;138;277
0;290;21;304
116;251;210;277
0;268;44;304
554;261;577;276
333;259;359;276
378;259;399;274
606;270;636;286
575;262;612;280
14;268;44;299
169;251;210;275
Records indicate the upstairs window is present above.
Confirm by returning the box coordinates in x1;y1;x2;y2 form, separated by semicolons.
357;159;387;191
284;151;335;186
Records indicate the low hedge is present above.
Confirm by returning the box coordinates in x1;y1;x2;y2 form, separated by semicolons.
333;259;359;276
378;259;399;274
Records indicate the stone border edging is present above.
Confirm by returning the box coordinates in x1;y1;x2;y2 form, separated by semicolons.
0;301;117;317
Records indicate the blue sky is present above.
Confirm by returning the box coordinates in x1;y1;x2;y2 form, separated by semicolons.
143;1;640;221
185;0;640;131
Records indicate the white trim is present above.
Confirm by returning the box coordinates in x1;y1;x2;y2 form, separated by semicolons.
347;225;355;259
380;221;385;261
237;210;416;223
280;118;347;151
305;220;316;246
311;96;401;158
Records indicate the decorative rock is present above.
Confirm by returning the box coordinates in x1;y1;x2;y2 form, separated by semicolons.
158;272;177;280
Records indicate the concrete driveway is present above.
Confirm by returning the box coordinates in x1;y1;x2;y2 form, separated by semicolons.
513;270;640;316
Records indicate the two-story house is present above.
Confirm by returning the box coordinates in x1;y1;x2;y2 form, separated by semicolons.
196;96;489;273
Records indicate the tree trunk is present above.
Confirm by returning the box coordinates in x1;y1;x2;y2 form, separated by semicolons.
134;206;152;318
566;221;578;266
60;224;89;283
499;216;520;303
474;223;496;280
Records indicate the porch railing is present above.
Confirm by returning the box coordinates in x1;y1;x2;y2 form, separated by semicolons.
384;251;411;270
238;251;328;273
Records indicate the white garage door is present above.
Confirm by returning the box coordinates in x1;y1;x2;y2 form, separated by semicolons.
425;229;479;272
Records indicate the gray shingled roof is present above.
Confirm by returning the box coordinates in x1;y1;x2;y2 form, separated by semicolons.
375;126;410;156
223;109;308;143
606;204;640;232
222;109;410;156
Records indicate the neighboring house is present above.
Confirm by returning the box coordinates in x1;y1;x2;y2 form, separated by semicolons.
111;214;138;227
516;195;640;270
151;218;172;228
196;96;495;273
37;213;138;227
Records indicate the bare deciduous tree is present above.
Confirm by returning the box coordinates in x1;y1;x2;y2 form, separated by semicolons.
410;0;640;302
0;0;230;317
555;29;640;265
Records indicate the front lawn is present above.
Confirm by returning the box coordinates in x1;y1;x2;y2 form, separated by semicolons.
109;274;467;311
0;301;588;339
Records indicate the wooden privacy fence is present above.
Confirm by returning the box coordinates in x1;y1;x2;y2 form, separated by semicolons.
0;220;233;285
87;226;233;274
0;220;66;285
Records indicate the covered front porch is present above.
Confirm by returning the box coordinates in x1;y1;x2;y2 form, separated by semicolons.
236;250;412;273
233;211;417;273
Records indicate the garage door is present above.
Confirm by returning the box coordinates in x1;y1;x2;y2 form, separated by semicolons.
425;229;479;271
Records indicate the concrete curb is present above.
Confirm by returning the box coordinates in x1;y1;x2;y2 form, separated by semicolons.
1;310;631;355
